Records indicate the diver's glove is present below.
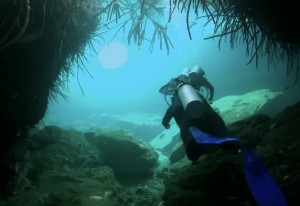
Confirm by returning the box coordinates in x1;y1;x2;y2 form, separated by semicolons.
162;122;171;129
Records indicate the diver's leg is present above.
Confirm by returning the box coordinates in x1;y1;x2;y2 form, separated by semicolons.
180;117;202;162
196;108;240;151
201;107;229;137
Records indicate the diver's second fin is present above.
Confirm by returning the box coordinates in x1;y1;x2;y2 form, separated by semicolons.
242;148;289;206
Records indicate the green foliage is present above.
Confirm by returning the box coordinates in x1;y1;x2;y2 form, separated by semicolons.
96;0;299;79
97;0;174;54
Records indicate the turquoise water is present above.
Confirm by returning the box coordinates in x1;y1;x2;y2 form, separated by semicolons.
43;8;298;130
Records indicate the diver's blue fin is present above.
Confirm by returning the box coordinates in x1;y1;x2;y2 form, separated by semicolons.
189;127;289;206
242;148;289;206
190;127;240;145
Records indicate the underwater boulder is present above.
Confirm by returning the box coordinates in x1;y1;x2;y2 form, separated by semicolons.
85;128;159;184
213;88;283;125
6;126;103;194
0;125;165;206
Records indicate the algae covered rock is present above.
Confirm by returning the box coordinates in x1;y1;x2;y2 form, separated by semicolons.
85;128;159;183
1;125;162;206
213;89;282;125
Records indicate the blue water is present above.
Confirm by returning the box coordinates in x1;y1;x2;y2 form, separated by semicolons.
43;9;299;130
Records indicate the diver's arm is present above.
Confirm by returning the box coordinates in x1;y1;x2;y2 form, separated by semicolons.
162;107;173;129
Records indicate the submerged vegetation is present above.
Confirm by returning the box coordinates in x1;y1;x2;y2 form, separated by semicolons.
0;0;299;131
0;0;104;162
1;0;299;73
198;0;300;84
99;0;300;78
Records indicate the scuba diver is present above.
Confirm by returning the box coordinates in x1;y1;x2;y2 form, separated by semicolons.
159;66;229;163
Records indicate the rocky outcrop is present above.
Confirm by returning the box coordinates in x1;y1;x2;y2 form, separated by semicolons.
212;89;283;125
0;126;161;206
85;128;159;183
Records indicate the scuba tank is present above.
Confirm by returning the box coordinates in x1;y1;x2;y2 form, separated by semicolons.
177;83;205;118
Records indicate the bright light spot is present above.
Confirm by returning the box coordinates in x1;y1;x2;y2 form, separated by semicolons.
98;42;128;69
